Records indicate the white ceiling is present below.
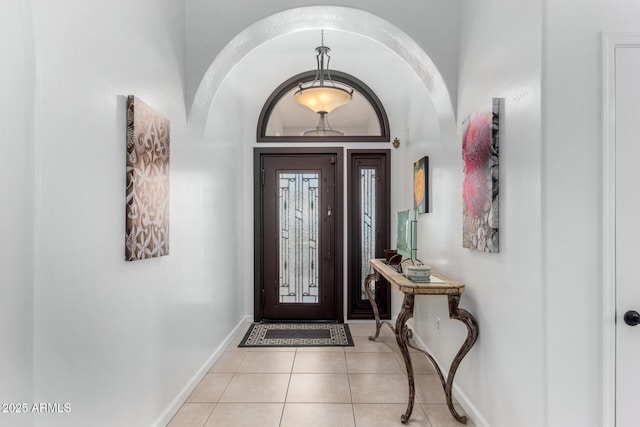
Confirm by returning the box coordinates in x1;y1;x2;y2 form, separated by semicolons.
209;29;440;139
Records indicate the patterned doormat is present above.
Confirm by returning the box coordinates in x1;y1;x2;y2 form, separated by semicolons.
238;323;354;347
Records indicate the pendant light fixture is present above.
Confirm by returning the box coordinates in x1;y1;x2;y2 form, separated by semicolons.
294;30;353;115
302;112;344;136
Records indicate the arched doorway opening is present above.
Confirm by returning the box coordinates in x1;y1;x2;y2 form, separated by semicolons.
188;6;455;142
187;6;456;321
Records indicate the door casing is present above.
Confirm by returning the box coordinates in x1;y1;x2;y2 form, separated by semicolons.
254;147;344;323
602;32;640;427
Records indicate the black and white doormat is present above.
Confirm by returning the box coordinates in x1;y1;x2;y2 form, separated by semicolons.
238;323;354;347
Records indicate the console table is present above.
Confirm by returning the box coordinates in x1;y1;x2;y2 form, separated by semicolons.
364;259;479;424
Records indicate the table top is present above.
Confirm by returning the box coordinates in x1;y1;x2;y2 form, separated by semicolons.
369;259;465;295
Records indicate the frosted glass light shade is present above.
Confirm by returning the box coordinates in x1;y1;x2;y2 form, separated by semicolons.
294;86;352;114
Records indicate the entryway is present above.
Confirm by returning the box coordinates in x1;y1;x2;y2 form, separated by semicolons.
254;148;344;322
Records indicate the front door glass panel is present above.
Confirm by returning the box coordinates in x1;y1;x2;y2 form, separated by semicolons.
360;168;376;299
278;172;319;304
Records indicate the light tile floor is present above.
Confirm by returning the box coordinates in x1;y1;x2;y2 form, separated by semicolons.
167;323;476;427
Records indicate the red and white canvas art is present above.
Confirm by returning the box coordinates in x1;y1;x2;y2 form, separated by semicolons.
462;98;500;252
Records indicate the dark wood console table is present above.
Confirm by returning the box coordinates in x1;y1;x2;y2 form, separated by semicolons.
364;259;479;424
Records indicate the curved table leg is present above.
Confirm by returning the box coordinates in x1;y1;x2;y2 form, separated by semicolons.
363;272;383;341
396;293;416;423
444;294;480;424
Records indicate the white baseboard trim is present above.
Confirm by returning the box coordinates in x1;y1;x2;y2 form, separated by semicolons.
152;315;252;427
345;316;397;324
412;332;490;427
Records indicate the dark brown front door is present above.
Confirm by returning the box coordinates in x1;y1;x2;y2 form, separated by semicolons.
255;149;343;321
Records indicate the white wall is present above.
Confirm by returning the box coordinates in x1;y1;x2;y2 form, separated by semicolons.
543;1;640;426
0;1;35;426
401;0;544;426
199;73;249;316
26;1;245;426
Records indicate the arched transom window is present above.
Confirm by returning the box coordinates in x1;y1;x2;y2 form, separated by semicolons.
257;70;390;142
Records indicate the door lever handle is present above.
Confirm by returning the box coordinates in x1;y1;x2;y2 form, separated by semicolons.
325;206;333;261
624;310;640;326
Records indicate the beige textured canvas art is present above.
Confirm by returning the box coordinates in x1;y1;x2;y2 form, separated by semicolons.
125;96;170;261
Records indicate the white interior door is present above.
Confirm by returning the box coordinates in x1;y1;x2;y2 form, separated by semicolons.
615;45;640;427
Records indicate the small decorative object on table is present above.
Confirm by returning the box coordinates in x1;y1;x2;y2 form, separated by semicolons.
405;265;431;282
384;249;401;265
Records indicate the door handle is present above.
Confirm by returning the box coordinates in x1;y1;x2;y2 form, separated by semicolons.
325;206;333;261
624;310;640;326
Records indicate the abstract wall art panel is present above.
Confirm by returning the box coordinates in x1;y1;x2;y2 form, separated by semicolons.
462;98;501;253
413;156;429;214
125;96;170;261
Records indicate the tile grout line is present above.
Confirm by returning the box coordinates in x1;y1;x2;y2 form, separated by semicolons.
278;349;297;427
200;357;240;426
199;401;217;427
344;348;358;426
199;346;245;425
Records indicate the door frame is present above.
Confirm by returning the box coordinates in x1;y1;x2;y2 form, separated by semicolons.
254;147;344;323
602;32;640;427
346;149;391;319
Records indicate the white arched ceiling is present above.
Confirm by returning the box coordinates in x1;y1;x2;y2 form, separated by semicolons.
188;6;456;144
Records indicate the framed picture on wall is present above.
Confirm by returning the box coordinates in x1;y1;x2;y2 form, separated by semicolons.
461;98;502;253
125;95;170;261
413;156;429;214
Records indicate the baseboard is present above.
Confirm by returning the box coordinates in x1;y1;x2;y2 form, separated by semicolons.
151;315;252;427
412;332;490;427
345;316;397;324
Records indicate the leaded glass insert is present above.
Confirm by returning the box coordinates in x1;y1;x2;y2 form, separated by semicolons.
361;168;376;299
279;172;319;303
